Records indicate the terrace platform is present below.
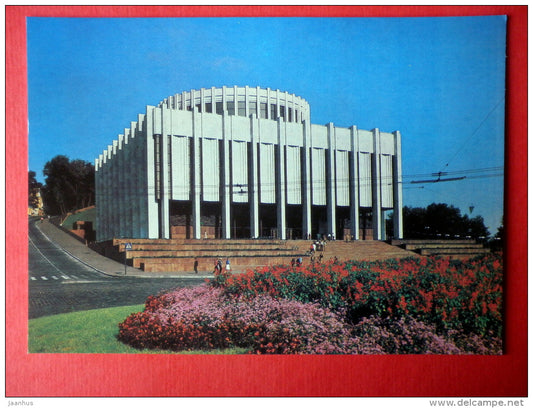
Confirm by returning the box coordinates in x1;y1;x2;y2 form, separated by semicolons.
97;238;418;274
390;239;490;259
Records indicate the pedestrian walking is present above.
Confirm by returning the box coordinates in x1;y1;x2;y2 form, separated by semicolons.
194;258;199;274
225;258;231;273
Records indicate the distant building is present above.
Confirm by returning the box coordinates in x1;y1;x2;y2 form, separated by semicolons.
95;86;403;241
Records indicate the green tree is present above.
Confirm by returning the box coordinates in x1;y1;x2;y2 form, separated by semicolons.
41;155;95;216
28;170;42;208
400;203;490;239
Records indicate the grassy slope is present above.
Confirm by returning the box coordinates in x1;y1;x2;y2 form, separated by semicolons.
28;305;247;354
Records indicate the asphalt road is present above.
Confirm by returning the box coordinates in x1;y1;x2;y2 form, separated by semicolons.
28;220;207;319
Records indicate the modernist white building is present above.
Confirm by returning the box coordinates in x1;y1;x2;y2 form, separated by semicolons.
95;86;403;242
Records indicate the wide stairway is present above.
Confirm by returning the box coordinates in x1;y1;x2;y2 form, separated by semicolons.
315;240;418;263
390;239;490;259
107;238;417;273
111;238;310;273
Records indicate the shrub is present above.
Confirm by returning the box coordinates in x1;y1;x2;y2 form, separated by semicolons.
118;285;359;354
351;315;461;354
212;253;503;338
349;315;501;355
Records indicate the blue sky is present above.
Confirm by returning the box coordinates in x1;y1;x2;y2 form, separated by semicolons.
27;16;507;234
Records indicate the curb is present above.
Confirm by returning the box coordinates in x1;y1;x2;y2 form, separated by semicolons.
35;220;129;278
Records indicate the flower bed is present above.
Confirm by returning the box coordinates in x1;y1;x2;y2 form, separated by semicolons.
118;253;503;354
118;285;359;354
213;253;503;338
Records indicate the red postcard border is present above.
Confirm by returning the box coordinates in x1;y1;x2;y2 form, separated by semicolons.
6;5;527;397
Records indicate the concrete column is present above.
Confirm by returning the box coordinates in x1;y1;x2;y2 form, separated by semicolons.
129;121;139;238
123;129;133;238
159;108;171;239
99;151;107;241
372;128;383;240
349;126;360;240
94;156;101;240
221;111;232;238
326;123;337;239
192;106;202;239
266;88;270;119
200;88;205;113
245;86;250;117
393;130;404;239
111;141;118;239
145;106;159;239
276;119;286;239
301;119;312;238
276;90;281;119
117;135;126;238
136;114;148;238
249;115;260;238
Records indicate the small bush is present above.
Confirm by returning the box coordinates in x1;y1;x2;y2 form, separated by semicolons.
118;285;358;354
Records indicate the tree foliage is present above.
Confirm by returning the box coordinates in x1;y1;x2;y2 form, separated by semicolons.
41;155;95;215
28;170;42;208
400;203;490;240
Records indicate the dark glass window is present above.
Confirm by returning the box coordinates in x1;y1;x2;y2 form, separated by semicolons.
238;101;246;116
216;102;223;115
270;104;277;120
227;101;235;116
249;102;257;117
280;105;286;121
196;103;202;113
260;102;267;119
288;107;292;122
205;102;212;113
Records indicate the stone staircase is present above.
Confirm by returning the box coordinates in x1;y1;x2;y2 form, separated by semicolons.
390;239;490;260
314;240;419;263
111;238;310;273
99;238;419;274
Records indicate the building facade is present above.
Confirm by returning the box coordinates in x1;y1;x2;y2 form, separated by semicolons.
95;86;403;242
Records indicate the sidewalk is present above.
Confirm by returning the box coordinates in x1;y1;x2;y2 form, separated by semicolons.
34;219;211;279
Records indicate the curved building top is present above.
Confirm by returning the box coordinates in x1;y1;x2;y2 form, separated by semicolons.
158;86;311;124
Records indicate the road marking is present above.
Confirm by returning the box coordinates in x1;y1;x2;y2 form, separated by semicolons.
30;277;36;281
29;236;66;275
61;275;70;279
41;276;48;280
70;275;80;280
51;276;59;280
